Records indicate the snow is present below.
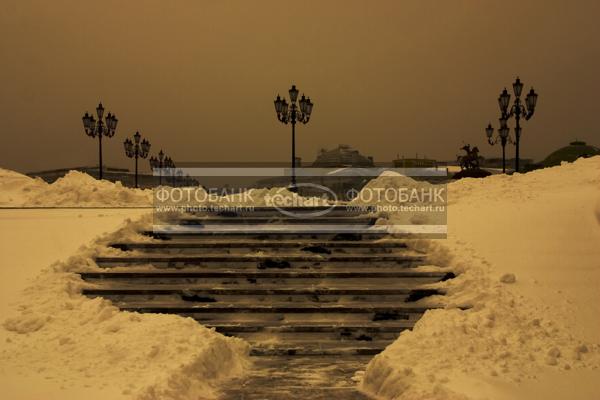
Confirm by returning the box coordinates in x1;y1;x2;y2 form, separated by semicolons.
360;156;600;399
2;158;600;399
0;212;249;400
0;210;149;320
0;172;249;399
0;169;152;207
350;171;446;227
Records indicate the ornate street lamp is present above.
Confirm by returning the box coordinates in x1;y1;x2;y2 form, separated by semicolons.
496;77;538;172
149;150;169;186
485;117;513;173
274;84;314;192
164;157;176;186
82;102;118;180
124;131;151;188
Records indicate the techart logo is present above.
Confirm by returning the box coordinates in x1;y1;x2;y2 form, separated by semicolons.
265;183;338;217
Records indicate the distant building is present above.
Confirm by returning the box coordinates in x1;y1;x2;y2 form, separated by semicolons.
312;144;374;167
393;154;437;168
541;140;600;167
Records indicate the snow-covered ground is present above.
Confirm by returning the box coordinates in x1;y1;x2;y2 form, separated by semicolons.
1;160;599;399
360;156;600;399
0;170;248;400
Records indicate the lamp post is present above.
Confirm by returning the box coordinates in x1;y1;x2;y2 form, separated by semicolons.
175;168;184;187
165;158;176;186
124;131;151;188
485;118;513;173
274;85;314;192
82;103;118;180
497;77;538;172
149;150;170;186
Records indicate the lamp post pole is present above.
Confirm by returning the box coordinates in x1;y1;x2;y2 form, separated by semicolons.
166;158;176;186
82;103;118;180
124;131;151;188
485;118;513;173
497;77;538;173
150;151;174;186
274;85;314;192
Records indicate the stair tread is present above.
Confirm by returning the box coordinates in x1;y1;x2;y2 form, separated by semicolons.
142;230;392;236
190;205;373;212
82;285;439;294
95;254;423;261
109;240;408;248
83;282;434;294
174;217;377;224
251;340;393;348
206;322;414;329
248;342;391;356
116;301;442;312
79;269;448;278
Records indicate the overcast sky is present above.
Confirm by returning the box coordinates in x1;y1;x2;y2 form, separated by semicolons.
1;0;599;173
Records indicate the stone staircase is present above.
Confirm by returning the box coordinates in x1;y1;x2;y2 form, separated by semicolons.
77;206;456;398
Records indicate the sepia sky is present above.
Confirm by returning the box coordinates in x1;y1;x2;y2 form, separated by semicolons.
0;0;599;173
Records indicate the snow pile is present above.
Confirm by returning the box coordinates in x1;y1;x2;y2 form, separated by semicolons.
362;240;598;399
0;169;153;207
360;156;600;399
1;215;249;399
0;168;47;205
351;170;446;226
0;167;332;209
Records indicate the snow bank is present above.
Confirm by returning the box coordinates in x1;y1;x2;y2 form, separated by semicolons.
0;167;328;209
0;169;152;207
350;171;446;226
360;156;600;399
1;214;249;399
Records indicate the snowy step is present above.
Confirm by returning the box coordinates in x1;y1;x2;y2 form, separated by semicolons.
190;313;421;325
248;341;393;356
81;285;441;296
228;329;404;343
114;302;440;314
109;240;407;251
204;322;415;333
79;270;451;280
82;285;442;304
78;207;458;369
189;205;375;217
208;323;411;342
171;216;378;225
141;230;393;240
93;254;426;268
